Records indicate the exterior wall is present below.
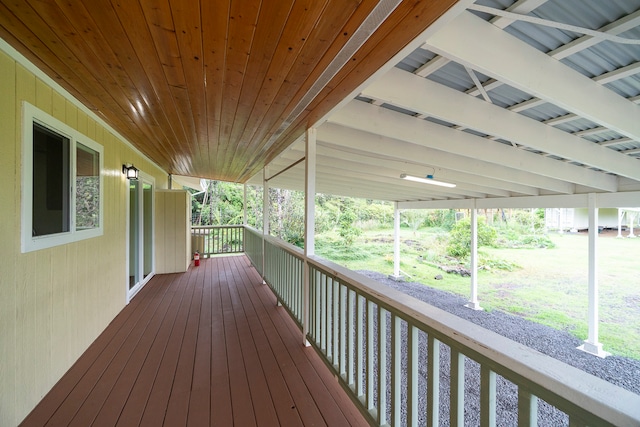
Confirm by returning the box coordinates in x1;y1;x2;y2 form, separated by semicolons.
572;208;621;230
545;208;621;231
0;47;167;425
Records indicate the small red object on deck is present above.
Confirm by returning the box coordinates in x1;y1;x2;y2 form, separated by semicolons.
194;251;200;266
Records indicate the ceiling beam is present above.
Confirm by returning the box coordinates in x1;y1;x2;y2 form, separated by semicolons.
424;11;640;151
330;99;615;192
317;121;575;194
362;66;628;187
279;145;513;197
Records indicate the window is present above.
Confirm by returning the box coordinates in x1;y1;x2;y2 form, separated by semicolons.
22;102;103;252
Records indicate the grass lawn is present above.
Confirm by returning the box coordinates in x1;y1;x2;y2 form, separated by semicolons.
315;227;640;360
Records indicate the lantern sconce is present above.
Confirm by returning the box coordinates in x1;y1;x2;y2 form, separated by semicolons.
122;164;139;180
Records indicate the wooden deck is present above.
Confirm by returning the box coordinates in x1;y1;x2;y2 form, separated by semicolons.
20;256;368;426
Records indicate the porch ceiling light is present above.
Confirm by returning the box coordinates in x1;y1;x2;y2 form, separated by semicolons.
122;164;139;180
400;173;456;188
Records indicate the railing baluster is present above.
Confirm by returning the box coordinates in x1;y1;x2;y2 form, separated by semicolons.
333;279;339;367
450;348;465;427
315;270;321;346
340;284;347;378
518;388;538;427
480;366;497;427
408;325;419;427
427;336;440;427
367;300;375;412
328;276;334;361
356;293;364;399
378;306;387;426
347;289;355;389
392;314;401;427
321;273;327;354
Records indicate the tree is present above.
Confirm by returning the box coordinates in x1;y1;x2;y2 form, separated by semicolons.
338;198;361;246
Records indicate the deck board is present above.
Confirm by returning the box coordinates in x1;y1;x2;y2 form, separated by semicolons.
20;255;368;426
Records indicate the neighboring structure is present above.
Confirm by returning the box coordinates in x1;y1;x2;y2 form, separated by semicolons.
545;208;640;233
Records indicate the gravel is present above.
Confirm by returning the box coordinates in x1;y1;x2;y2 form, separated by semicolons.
355;270;640;426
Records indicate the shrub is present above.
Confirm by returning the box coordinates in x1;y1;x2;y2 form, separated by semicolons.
446;217;497;258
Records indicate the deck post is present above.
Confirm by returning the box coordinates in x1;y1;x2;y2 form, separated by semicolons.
303;127;316;346
466;202;482;310
243;184;247;226
617;208;623;238
578;194;609;357
389;203;403;281
262;166;269;284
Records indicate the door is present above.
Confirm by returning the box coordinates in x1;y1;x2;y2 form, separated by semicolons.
128;173;154;301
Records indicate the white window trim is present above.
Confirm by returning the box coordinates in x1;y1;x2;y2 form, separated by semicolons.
21;101;104;253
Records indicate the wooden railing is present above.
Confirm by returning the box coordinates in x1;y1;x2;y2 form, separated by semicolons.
244;227;305;328
191;225;244;257
243;226;640;427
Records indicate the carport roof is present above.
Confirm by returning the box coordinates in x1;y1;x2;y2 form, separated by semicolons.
250;0;640;208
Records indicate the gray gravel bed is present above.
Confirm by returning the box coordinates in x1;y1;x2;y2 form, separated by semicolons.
355;270;640;426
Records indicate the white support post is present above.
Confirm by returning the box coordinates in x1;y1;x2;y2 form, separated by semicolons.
578;194;609;358
243;184;248;226
628;211;636;238
465;204;483;310
262;167;269;284
303;128;316;347
617;208;623;238
470;207;480;308
389;203;404;281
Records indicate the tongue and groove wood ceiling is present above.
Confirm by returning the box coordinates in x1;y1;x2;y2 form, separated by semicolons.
0;0;458;183
2;0;640;204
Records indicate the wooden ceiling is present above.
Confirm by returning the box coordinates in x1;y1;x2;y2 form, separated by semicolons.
0;0;458;182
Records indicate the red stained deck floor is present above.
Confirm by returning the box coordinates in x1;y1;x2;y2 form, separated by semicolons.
21;256;368;426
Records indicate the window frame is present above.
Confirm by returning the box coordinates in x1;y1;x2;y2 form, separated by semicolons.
21;102;104;253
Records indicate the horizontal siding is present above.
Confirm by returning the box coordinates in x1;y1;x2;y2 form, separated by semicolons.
0;48;168;426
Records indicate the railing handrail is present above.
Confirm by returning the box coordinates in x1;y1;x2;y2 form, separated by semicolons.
243;225;305;258
306;254;640;426
191;224;244;229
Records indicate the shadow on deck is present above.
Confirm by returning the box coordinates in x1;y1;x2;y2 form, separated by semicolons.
21;256;367;426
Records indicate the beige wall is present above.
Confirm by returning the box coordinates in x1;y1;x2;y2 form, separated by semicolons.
0;47;168;425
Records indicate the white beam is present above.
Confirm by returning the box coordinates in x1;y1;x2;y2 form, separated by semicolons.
399;191;640;210
281;145;515;197
362;67;628;187
318;122;575;194
490;0;549;29
594;62;640;85
425;11;640;153
330;100;614;191
415;55;450;77
549;10;640;60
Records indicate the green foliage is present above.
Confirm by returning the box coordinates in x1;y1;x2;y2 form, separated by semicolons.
337;198;361;246
269;188;305;247
76;177;100;229
478;250;520;271
446;217;497;258
423;209;457;230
